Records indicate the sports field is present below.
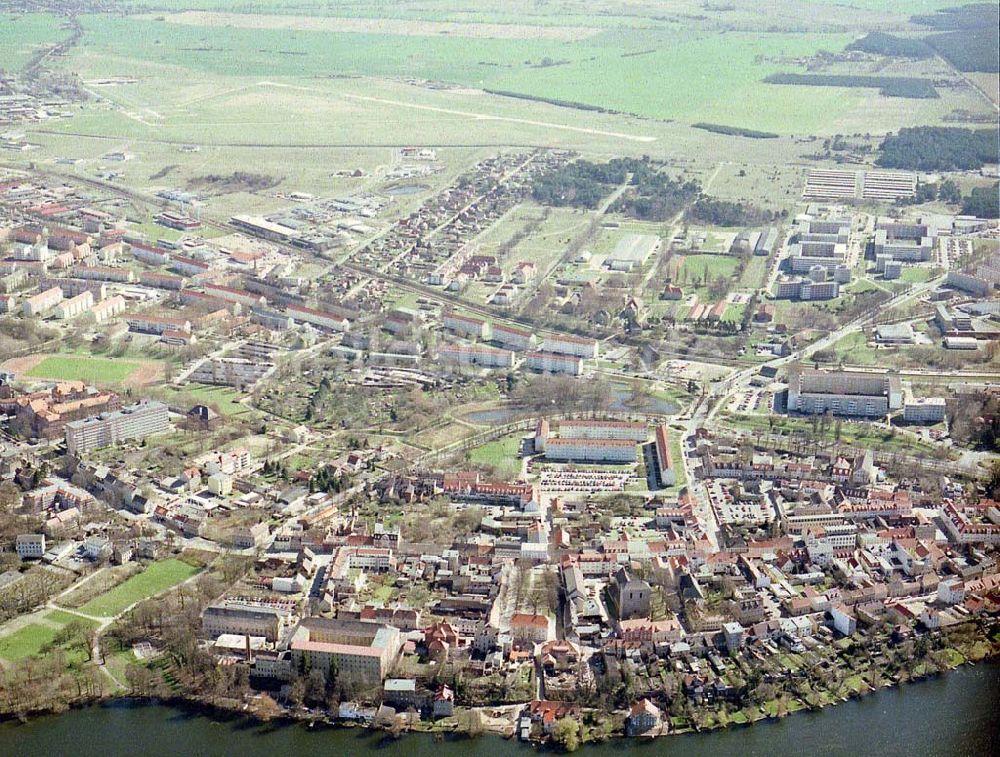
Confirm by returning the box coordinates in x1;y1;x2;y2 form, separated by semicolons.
75;559;201;618
4;354;163;386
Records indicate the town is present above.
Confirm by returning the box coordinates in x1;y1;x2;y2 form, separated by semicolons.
0;0;997;752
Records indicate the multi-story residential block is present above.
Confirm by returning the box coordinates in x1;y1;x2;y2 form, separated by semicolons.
442;312;491;341
22;286;63;316
438;343;516;369
787;369;902;417
15;533;46;560
542;334;599;359
88;295;126;323
53;290;94;319
491;323;536;351
285;304;350;332
64;401;169;455
903;398;946;424
525;351;584;376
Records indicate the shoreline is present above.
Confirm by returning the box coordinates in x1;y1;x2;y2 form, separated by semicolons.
3;648;997;746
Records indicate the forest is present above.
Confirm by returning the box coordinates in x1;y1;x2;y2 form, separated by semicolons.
876;127;1000;171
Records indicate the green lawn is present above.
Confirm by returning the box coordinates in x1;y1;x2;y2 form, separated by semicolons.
162;384;249;416
76;559;201;618
0;624;59;661
46;609;100;631
467;433;524;479
26;355;147;385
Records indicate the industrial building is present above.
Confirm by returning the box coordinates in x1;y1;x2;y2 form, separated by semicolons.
606;234;659;272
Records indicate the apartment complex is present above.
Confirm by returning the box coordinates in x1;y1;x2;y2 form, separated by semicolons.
525;351;584;376
787;369;903;417
438;343;516;369
64;401;169;455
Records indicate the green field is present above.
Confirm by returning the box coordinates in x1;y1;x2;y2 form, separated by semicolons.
160;384;249;416
75;559;201;618
0;624;60;661
675;254;742;291
25;355;148;385
0;13;65;71
467;433;524;479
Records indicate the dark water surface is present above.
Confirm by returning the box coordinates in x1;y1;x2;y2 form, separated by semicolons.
1;661;998;756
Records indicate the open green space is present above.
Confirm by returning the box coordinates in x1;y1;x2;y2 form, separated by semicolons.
160;384;250;416
25;355;147;385
45;610;100;631
467;433;524;479
75;560;201;618
0;13;65;72
0;624;59;661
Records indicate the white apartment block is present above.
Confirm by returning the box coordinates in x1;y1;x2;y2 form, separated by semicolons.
22;286;63;316
788;370;902;417
525;351;584;376
903;398;946;424
559;420;649;442
65;401;169;455
543;334;599;359
544;437;637;464
442;313;491;340
53;290;94;319
439;343;515;369
491;323;537;351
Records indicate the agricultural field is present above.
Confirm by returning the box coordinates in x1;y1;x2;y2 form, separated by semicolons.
74;559;201;618
0;13;65;72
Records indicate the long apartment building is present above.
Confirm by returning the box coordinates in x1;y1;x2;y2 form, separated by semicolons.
22;286;63;316
438;343;516;369
559;420;649;441
64;400;169;455
74;264;134;283
53;291;94;319
525;351;584;376
787;369;903;417
492;322;537;351
285;303;350;332
535;419;646;464
542;334;599;359
125;314;192;335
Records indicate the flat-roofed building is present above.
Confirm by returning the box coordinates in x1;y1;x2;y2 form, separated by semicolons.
65;400;169;455
903;398;946;424
787;369;902;417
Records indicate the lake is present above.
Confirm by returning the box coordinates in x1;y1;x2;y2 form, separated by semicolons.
1;661;997;756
